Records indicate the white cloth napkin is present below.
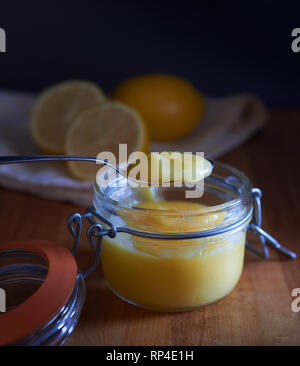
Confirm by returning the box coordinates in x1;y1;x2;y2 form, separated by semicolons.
0;90;268;207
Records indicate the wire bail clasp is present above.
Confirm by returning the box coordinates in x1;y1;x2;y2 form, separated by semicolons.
246;188;297;259
67;208;117;278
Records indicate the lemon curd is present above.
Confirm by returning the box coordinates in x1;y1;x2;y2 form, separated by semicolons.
101;199;247;311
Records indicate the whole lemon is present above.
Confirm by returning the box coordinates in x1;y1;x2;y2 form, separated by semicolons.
111;74;204;141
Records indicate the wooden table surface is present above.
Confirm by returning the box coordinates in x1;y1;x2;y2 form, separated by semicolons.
1;109;299;346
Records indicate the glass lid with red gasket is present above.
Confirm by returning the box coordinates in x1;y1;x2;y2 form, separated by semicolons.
0;240;85;346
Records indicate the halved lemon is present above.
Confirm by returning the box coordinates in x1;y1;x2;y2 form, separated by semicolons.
30;80;106;154
65;101;149;181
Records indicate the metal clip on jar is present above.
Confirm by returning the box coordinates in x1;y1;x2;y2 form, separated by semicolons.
0;161;296;345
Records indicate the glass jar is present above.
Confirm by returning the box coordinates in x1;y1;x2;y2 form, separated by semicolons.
93;161;253;311
0;245;85;345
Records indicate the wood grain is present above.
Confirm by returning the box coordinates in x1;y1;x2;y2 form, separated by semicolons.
0;109;299;346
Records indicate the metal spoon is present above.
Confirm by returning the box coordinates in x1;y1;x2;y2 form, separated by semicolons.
0;155;142;183
0;155;214;185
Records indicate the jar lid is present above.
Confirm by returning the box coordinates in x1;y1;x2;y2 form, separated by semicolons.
0;240;78;345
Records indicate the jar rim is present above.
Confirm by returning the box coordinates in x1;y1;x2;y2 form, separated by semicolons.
94;160;252;217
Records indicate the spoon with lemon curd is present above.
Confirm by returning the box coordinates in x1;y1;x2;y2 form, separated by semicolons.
0;153;214;186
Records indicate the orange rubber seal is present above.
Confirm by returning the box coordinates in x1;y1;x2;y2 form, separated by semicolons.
0;240;77;346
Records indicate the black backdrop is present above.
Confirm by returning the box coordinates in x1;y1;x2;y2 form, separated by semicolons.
0;0;299;106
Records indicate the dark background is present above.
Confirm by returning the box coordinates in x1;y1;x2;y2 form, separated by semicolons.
0;0;299;107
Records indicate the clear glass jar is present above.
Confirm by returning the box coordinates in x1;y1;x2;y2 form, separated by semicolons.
93;161;253;312
0;249;85;345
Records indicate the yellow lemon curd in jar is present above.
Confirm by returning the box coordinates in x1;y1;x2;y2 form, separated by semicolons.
101;199;246;311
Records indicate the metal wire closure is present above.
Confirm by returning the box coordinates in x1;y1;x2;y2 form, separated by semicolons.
246;188;297;259
67;187;297;278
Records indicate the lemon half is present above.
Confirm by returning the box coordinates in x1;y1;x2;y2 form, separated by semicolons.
30;80;106;154
65;102;149;181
